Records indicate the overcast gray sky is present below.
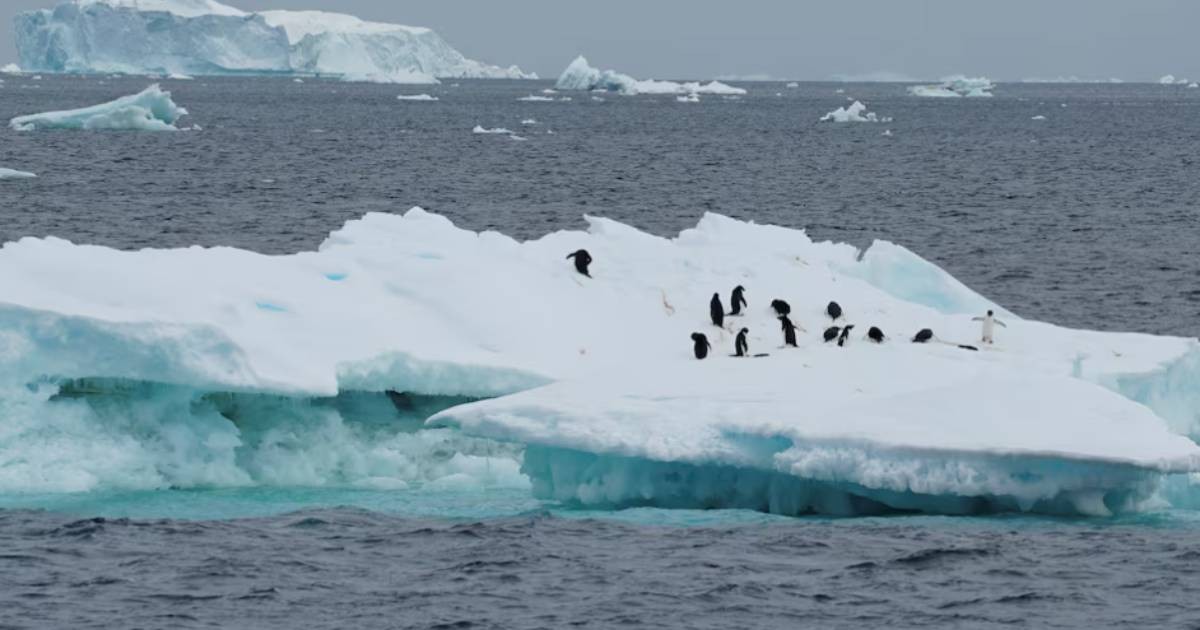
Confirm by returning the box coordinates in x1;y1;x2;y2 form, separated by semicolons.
2;0;1197;81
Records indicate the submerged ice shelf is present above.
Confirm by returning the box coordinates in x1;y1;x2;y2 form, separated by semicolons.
1;208;1197;515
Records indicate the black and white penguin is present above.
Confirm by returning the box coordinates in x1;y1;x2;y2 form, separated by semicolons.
734;328;750;357
826;301;843;321
912;329;934;343
867;326;885;343
779;316;799;347
691;333;712;359
710;293;725;328
770;299;791;317
730;286;748;316
837;325;855;347
823;326;841;343
566;249;592;277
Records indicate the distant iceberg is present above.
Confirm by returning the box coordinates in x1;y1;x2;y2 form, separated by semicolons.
14;0;534;83
472;125;513;135
820;100;888;123
909;75;995;98
9;84;188;131
1;63;22;74
0;168;38;179
554;56;747;96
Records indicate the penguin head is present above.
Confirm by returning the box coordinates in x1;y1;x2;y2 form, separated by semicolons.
691;332;706;342
987;309;994;316
739;328;749;335
735;285;744;292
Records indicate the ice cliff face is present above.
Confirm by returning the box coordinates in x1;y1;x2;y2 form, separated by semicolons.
14;0;533;82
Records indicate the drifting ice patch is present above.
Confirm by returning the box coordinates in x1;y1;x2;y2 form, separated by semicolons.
1031;115;1047;120
472;125;513;135
554;55;746;96
9;84;188;131
518;95;555;102
0;168;37;180
909;75;995;97
820;100;889;123
396;93;438;101
2;208;1199;514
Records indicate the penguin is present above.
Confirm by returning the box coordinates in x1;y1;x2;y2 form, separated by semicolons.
912;328;934;343
971;309;1008;344
837;325;855;347
566;249;592;277
691;333;712;359
710;293;725;328
867;326;885;343
730;285;748;316
779;315;799;347
734;328;750;357
826;301;843;321
823;326;841;343
770;299;791;317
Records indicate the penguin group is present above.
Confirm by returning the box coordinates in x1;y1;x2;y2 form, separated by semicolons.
563;250;1006;361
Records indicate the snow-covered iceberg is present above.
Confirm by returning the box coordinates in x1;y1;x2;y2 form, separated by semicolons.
1;209;1198;514
14;0;533;82
554;56;746;96
819;100;888;123
9;84;187;131
909;75;995;98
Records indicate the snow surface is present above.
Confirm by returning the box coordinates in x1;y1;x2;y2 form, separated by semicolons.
1;208;1199;514
0;168;38;179
909;76;995;98
9;84;188;131
15;1;532;82
819;100;887;123
554;56;747;96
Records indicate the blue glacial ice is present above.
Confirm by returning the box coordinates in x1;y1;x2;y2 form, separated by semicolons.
15;0;533;83
9;84;188;131
1;208;1197;515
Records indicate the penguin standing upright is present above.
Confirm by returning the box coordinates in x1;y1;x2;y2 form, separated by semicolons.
566;249;592;277
710;293;725;328
826;301;843;321
971;310;1007;344
691;333;712;359
730;286;748;316
734;328;750;357
779;316;800;347
837;325;855;347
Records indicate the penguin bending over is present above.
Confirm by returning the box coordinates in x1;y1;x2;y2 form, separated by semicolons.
826;301;843;321
867;326;885;343
730;286;748;316
770;299;791;317
566;250;592;277
837;325;855;347
912;329;934;343
691;333;712;359
823;326;841;343
779;316;800;347
734;328;750;357
710;293;725;328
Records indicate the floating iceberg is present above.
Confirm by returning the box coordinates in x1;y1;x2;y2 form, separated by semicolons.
1;63;23;74
15;0;533;82
1;208;1198;514
0;168;38;179
1160;75;1177;84
820;100;888;123
9;84;188;131
1190;83;1199;89
518;95;555;102
472;125;513;135
554;56;747;96
1031;115;1047;121
909;75;995;98
396;93;438;101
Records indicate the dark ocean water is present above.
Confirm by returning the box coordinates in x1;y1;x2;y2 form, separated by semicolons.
2;75;1200;629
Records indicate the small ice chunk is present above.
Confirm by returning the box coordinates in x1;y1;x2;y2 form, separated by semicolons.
1031;115;1047;121
397;93;438;101
472;125;513;135
786;81;799;88
521;119;538;125
820;100;889;123
676;93;700;103
9;84;188;132
518;95;555;102
0;168;37;179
